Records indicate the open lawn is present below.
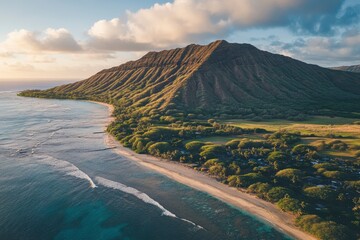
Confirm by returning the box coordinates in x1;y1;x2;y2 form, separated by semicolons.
188;134;263;144
223;116;360;141
222;116;360;159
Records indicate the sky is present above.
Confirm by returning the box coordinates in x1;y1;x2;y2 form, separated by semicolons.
0;0;359;80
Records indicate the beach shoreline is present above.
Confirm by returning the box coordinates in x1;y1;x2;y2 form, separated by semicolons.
97;101;316;240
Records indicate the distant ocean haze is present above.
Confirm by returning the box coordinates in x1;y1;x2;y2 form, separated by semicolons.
0;79;78;91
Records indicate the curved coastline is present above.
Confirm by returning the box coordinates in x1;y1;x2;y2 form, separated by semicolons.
94;101;316;240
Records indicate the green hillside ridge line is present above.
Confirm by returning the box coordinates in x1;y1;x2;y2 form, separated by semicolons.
19;40;360;119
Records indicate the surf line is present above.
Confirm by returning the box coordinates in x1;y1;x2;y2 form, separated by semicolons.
36;154;97;188
95;176;204;230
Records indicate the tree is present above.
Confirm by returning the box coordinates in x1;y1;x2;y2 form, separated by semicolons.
322;170;345;180
237;173;265;187
267;130;300;147
148;142;171;156
227;175;241;187
228;162;241;175
185;141;206;153
275;168;304;184
203;158;220;168
248;182;271;199
292;144;317;155
295;215;351;240
225;139;241;149
266;187;293;202
209;164;227;179
135;140;146;153
267;151;289;170
304;186;335;201
199;145;227;160
143;127;178;141
276;196;303;214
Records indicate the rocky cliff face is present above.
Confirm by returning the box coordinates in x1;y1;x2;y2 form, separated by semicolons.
41;40;360;115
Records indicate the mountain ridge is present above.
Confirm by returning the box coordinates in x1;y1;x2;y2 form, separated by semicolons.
20;40;360;118
332;64;360;73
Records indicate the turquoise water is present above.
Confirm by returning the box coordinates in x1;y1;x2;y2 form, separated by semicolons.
0;85;292;240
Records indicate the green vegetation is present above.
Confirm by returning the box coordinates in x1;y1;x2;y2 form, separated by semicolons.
296;215;352;240
106;118;360;239
17;41;360;239
18;90;360;239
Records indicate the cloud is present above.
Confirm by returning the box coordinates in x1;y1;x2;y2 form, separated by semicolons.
0;52;14;58
2;0;359;54
1;0;359;77
3;28;82;53
262;28;360;66
87;0;359;50
4;62;35;71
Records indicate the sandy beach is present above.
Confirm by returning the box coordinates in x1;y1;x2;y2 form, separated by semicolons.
98;102;316;240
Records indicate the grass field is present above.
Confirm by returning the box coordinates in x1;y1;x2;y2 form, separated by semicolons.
223;116;360;139
221;116;360;159
189;134;263;144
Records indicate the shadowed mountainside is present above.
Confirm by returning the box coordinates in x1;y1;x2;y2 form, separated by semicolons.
20;40;360;118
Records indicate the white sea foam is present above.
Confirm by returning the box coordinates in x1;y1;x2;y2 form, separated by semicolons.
95;176;203;229
37;155;96;188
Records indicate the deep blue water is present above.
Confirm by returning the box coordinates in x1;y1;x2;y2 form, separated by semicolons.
0;82;292;240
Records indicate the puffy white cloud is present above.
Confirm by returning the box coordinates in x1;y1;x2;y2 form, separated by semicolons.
1;0;358;79
88;18;129;40
2;0;357;54
3;28;82;53
87;0;352;50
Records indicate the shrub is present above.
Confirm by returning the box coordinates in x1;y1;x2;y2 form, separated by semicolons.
143;127;179;141
276;196;302;214
267;151;288;162
267;151;289;169
199;145;227;160
327;140;348;151
247;182;271;198
148;142;171;156
227;175;241;187
238;173;265;187
228;162;241;175
313;163;337;171
296;215;351;240
209;164;227;178
322;170;345;180
304;186;335;201
275;168;304;184
292;144;317;155
267;187;293;202
267;130;300;145
185;141;206;153
344;180;360;192
203;158;220;168
225;139;241;149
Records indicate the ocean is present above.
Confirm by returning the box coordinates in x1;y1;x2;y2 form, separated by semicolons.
0;81;292;240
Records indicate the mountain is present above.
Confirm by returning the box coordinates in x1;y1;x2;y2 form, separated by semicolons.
20;40;360;118
332;64;360;73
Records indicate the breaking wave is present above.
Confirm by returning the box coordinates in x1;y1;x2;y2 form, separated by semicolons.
95;176;203;229
36;155;96;188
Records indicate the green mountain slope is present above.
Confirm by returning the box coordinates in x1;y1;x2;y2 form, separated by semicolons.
20;40;360;118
